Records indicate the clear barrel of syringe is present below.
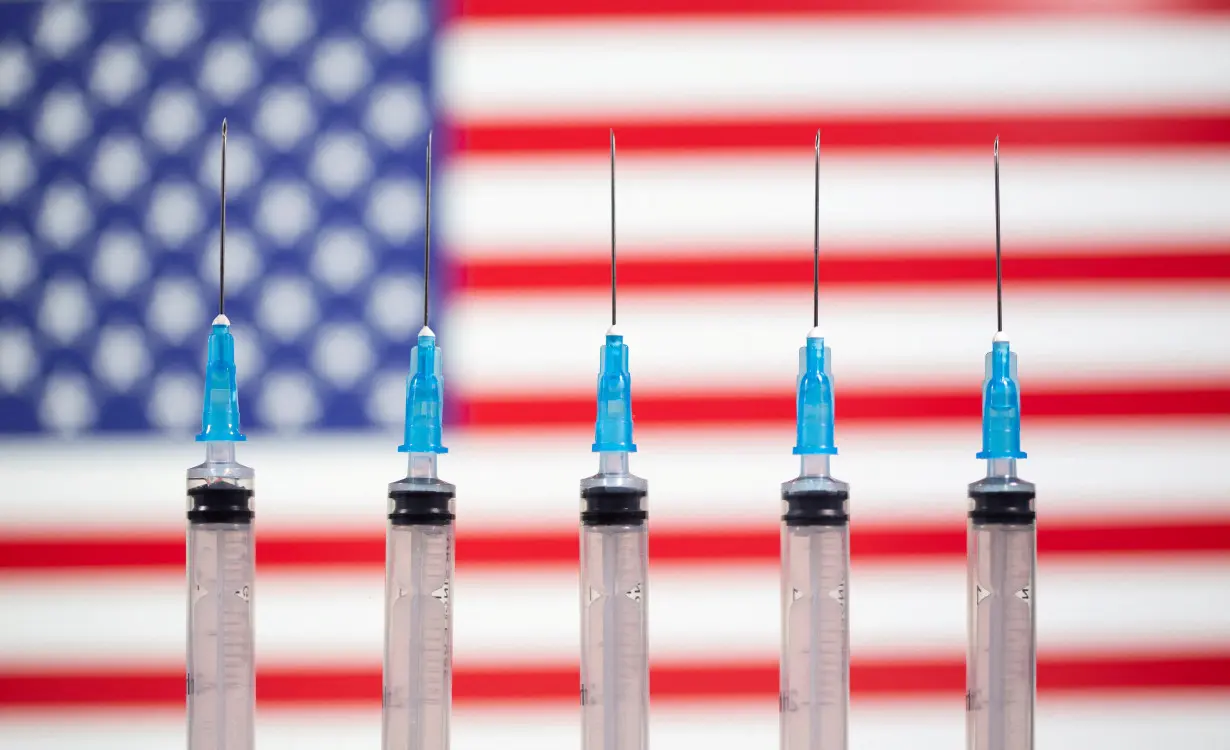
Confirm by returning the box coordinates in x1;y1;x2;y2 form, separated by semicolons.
581;524;649;750
383;483;456;750
580;468;649;750
780;468;850;750
186;443;255;750
966;470;1037;750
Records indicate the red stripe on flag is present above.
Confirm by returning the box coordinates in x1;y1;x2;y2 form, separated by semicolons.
3;518;1227;572
452;113;1230;154
3;653;1227;708
449;0;1230;20
455;384;1230;428
455;246;1230;293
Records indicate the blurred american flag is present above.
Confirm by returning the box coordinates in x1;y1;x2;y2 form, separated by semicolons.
2;0;1229;747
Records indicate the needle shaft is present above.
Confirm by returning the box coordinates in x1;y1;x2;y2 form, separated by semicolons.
813;130;820;329
610;129;617;328
424;131;433;330
219;119;227;317
994;136;1003;334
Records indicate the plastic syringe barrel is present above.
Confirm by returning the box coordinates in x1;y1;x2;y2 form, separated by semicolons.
382;479;456;750
780;461;850;750
966;470;1037;750
579;470;649;750
186;442;256;750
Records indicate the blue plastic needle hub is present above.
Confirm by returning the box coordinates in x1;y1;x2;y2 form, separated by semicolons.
793;334;837;456
592;332;636;453
977;338;1027;459
196;316;245;442
399;328;447;454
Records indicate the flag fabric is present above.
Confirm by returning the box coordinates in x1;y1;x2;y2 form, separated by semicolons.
2;0;1230;748
0;0;434;435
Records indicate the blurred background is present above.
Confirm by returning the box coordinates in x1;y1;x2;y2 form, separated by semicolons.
1;0;1229;747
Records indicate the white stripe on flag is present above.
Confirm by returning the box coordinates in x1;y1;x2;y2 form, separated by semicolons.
4;561;1228;665
2;700;1229;749
2;427;1228;529
440;19;1230;119
442;152;1230;252
446;288;1227;392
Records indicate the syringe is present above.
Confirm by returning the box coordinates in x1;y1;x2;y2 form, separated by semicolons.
965;138;1037;750
383;132;456;750
187;119;256;750
579;130;649;750
779;131;850;750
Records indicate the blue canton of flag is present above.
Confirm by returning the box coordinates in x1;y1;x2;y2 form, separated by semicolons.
0;0;435;435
